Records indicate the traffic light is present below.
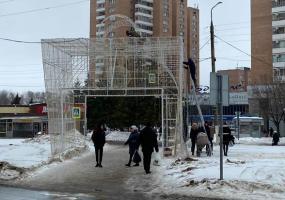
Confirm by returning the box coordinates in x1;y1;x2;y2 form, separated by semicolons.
183;58;196;86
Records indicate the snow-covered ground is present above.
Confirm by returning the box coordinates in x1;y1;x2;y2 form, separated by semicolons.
0;135;51;168
150;137;285;200
1;133;285;199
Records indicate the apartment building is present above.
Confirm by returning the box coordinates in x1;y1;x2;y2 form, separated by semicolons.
251;0;285;84
90;0;199;85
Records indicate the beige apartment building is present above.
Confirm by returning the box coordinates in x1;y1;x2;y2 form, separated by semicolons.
251;0;285;84
90;0;199;86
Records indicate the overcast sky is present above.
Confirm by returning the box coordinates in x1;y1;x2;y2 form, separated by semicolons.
0;0;250;92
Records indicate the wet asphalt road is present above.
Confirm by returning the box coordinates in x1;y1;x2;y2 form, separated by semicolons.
0;185;95;200
0;145;225;200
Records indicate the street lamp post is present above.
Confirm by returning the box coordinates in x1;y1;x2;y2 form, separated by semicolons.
210;2;223;127
210;1;222;73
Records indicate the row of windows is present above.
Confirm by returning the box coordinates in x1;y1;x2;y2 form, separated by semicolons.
136;0;153;7
135;7;152;15
163;0;169;32
97;11;105;17
137;23;153;31
97;3;105;9
273;40;285;48
273;27;285;34
272;0;285;8
135;15;153;23
272;12;285;21
273;54;285;62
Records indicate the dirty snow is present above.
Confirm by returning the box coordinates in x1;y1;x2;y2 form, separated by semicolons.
2;133;285;199
148;137;285;200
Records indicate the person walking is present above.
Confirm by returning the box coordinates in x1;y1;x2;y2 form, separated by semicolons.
190;123;199;156
125;125;141;167
222;125;232;156
138;122;159;174
272;131;280;146
204;121;213;150
91;122;106;168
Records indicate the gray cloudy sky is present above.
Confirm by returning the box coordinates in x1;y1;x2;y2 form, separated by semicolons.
0;0;250;92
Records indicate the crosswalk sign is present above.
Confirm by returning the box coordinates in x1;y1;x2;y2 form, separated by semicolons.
72;107;81;119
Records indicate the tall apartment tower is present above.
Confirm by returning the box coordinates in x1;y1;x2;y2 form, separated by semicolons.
251;0;285;84
90;0;200;84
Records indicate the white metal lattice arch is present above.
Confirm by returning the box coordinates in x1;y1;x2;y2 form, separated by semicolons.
41;37;186;157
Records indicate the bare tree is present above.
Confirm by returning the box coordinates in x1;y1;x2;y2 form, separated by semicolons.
252;83;285;133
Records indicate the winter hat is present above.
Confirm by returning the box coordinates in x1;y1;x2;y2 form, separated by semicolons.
131;125;138;130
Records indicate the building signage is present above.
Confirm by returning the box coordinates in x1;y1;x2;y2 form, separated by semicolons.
188;92;248;105
229;92;248;105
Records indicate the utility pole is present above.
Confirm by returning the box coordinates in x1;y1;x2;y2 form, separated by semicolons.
210;2;222;126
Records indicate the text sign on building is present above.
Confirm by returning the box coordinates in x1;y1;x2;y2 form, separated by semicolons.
229;92;248;105
72;107;81;119
210;72;229;106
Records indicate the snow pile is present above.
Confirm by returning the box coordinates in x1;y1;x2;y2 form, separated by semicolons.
0;133;88;181
150;140;285;200
0;136;51;180
106;131;129;143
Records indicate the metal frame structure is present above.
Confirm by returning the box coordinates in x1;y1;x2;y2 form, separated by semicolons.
42;37;185;156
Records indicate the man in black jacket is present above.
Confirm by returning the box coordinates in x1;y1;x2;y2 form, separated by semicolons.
138;122;159;174
91;122;106;167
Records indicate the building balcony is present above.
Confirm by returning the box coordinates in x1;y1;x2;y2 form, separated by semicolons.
273;61;285;68
97;0;105;4
135;4;153;11
96;15;105;20
96;7;105;12
273;33;285;40
273;47;285;54
135;12;152;18
272;19;285;27
272;5;285;12
136;28;153;34
135;20;153;27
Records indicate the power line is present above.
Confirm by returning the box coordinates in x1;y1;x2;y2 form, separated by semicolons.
0;37;83;44
215;34;272;67
0;0;89;18
203;21;250;29
200;38;210;50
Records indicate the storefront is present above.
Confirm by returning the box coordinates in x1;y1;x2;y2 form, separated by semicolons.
0;116;48;138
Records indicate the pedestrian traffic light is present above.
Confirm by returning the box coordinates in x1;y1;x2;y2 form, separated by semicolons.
183;58;196;86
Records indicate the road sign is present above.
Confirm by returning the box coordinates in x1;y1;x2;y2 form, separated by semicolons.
72;107;81;119
210;72;229;106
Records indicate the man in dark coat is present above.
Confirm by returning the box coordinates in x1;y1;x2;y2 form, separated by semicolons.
125;125;140;167
138;122;159;174
190;123;199;156
272;131;280;146
91;123;106;167
222;125;233;156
